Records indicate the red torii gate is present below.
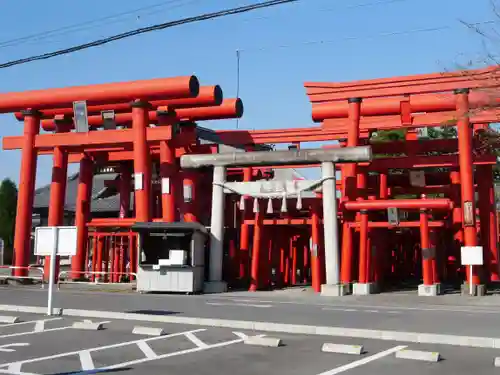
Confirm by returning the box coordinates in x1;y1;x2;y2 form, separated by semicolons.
304;66;500;295
1;65;500;296
0;75;245;279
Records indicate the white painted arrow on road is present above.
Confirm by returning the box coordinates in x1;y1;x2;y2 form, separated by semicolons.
0;343;30;352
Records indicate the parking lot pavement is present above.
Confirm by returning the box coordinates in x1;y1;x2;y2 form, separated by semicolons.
0;314;496;375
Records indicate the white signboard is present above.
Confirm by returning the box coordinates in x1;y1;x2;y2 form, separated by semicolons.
460;246;484;266
416;127;428;139
34;226;78;316
461;246;484;296
34;226;77;256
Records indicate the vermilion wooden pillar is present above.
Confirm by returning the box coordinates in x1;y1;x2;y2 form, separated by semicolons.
44;123;70;281
13;110;40;277
159;138;176;222
119;163;131;219
239;167;252;280
455;89;480;285
420;209;433;286
357;170;369;284
131;100;152;223
71;156;93;280
340;97;362;287
310;201;322;292
249;201;263;291
477;164;499;282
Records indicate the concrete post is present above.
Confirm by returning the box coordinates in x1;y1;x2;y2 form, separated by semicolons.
321;162;347;296
205;166;228;293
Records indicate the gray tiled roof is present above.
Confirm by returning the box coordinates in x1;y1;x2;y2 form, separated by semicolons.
34;169;308;213
33;172;125;213
33;126;271;213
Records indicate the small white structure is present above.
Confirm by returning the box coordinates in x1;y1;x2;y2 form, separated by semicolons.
133;222;208;294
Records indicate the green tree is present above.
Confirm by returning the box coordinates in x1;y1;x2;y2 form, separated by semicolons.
427;126;457;139
0;179;18;264
371;129;406;143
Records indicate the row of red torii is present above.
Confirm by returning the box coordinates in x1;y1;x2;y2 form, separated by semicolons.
1;66;500;296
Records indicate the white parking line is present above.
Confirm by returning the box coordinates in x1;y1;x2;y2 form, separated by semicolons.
206;302;272;308
0;318;61;329
0;329;246;375
78;351;94;371
136;341;157;359
0;326;73;339
322;307;401;314
185;332;208;348
316;345;407;375
71;332;248;374
231;299;274;304
0;328;206;370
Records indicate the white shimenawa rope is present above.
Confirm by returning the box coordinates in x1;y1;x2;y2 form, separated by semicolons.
214;177;335;212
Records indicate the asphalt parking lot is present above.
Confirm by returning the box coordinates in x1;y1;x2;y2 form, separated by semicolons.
0;312;496;375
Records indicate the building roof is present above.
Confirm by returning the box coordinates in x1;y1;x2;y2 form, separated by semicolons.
34;168;308;214
33;172;125;213
33;126;275;213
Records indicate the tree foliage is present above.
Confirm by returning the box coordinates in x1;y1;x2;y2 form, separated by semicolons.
0;179;18;264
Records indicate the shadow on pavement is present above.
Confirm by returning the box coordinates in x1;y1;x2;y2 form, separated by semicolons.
127;309;180;316
54;368;131;374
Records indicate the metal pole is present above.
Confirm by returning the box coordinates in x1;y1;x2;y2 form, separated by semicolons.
209;166;226;282
322;162;339;286
470;265;474;296
47;227;58;316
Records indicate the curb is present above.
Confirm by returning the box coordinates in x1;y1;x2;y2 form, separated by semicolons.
322;343;364;355
71;321;105;331
132;326;166;336
0;315;20;324
395;349;441;362
0;304;499;349
244;336;282;347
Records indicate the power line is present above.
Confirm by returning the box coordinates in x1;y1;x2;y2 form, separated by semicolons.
0;0;410;51
0;0;199;49
0;0;300;69
242;0;417;23
236;21;497;53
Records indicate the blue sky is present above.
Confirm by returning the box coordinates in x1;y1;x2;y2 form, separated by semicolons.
0;0;495;186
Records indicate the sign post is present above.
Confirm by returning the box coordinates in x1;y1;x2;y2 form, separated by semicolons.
47;227;58;316
0;238;4;266
34;226;77;316
461;246;484;296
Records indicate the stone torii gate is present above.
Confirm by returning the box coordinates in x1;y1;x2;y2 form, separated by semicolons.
180;146;372;294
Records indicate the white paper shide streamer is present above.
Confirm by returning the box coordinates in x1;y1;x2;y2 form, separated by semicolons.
267;198;273;214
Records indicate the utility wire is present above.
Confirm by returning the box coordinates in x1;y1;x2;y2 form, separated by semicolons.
0;0;198;49
236;21;497;53
0;0;411;51
0;0;299;69
244;0;417;23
